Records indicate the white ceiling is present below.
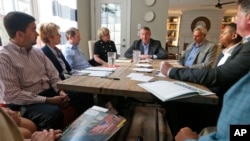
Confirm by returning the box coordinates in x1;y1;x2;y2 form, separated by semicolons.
169;0;237;14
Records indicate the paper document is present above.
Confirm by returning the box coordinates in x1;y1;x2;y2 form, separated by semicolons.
127;73;153;82
85;67;117;72
138;80;214;102
131;75;153;82
127;73;144;78
74;70;112;77
116;59;131;63
135;63;152;68
132;68;154;73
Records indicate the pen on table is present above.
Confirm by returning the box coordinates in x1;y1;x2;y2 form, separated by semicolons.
101;77;120;80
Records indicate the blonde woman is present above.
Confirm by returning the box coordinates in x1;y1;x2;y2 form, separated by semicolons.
39;22;94;117
93;27;117;66
39;22;72;80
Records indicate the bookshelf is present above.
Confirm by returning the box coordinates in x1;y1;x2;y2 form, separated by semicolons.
166;16;180;54
221;16;235;31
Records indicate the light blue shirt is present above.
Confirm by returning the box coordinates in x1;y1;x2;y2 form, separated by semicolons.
142;43;149;55
184;44;201;67
62;43;91;70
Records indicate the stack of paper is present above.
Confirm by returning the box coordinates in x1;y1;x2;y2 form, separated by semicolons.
85;67;117;72
72;67;117;77
135;63;152;68
74;70;112;77
138;80;214;102
127;73;153;82
132;68;154;73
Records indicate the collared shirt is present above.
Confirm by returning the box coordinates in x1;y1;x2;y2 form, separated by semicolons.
0;42;61;105
217;43;240;66
142;43;149;55
243;35;250;43
184;43;202;67
47;45;67;74
62;43;91;70
142;42;158;59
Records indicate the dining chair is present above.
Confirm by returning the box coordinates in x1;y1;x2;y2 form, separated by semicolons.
88;40;96;59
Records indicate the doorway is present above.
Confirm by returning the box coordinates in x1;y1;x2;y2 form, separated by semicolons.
92;0;130;57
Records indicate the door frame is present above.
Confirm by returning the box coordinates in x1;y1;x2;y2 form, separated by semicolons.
90;0;131;57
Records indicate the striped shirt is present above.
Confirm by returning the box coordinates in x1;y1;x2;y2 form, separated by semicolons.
0;42;61;105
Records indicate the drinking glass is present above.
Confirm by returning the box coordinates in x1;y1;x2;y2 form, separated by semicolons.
133;50;141;64
107;52;116;67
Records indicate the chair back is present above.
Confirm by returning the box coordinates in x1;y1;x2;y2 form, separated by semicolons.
88;40;96;59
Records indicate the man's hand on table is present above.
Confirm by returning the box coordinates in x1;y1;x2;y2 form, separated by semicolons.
160;61;173;76
140;54;152;59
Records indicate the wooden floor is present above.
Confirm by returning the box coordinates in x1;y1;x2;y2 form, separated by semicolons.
111;103;173;141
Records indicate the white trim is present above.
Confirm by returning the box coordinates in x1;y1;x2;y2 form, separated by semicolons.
31;0;40;22
90;0;96;40
126;0;131;54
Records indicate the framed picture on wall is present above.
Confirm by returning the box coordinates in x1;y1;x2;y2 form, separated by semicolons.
191;16;211;31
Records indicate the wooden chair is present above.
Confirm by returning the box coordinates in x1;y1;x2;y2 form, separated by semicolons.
88;40;96;59
183;42;189;51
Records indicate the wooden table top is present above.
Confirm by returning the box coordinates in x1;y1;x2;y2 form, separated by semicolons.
57;59;218;105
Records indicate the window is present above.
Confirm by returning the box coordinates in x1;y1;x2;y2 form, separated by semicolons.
0;0;32;45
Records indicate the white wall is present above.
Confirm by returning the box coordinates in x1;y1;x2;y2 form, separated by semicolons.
77;0;91;59
130;0;169;48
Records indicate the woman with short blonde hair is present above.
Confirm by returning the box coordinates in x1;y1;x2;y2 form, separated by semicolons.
97;27;110;39
92;27;117;66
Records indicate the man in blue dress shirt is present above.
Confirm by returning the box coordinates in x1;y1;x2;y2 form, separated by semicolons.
62;27;91;70
182;26;217;69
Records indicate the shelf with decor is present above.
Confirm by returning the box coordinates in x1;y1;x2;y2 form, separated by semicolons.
221;16;235;31
166;16;180;54
166;16;180;46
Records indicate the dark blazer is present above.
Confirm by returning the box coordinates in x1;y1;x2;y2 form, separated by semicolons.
41;45;71;80
169;42;248;99
124;39;168;59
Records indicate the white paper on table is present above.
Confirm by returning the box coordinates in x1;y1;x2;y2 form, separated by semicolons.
130;75;153;82
127;73;144;78
85;67;117;72
135;63;152;68
76;70;111;77
116;59;131;63
138;80;214;102
132;68;154;73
